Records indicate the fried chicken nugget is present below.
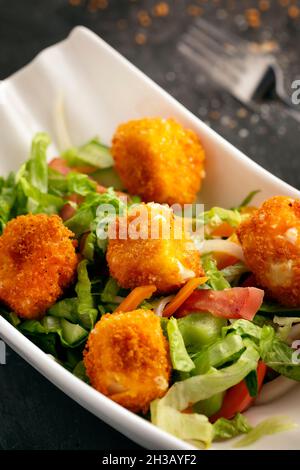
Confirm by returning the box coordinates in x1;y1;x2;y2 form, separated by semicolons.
237;196;300;306
0;214;78;319
112;118;205;205
106;203;203;294
84;309;171;413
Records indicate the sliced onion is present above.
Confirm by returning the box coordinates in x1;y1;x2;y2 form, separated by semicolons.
288;324;300;344
54;92;73;152
153;295;174;317
200;239;245;262
255;376;298;405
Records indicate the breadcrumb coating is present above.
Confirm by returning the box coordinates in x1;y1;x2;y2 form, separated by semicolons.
112;117;205;205
106;203;203;293
84;309;171;413
0;214;78;319
237;196;300;306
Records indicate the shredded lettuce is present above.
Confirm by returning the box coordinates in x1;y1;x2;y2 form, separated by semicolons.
213;413;251;440
202;255;230;290
201;207;242;229
222;319;262;342
82;232;97;261
100;277;120;303
27;132;50;194
62;137;113;169
167;318;195;372
155;344;259;412
0;172;17;232
259;301;300;316
260;325;300;381
151;401;213;448
221;262;249;285
235;190;260;210
48;298;78;323
19;316;88;348
192;333;245;375
234;416;296;448
178;313;226;353
75;260;98;330
193;392;224;418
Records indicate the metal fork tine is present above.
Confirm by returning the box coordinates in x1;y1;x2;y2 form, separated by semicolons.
181;33;240;82
187;26;245;73
177;42;237;92
194;17;248;52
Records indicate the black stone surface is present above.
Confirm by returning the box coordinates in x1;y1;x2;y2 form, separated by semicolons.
0;0;300;450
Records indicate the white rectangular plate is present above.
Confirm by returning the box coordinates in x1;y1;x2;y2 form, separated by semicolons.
0;26;300;450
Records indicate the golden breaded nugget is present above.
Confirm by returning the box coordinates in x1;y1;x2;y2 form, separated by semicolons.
237;196;300;306
84;309;171;413
106;203;203;293
0;214;78;319
112;118;205;205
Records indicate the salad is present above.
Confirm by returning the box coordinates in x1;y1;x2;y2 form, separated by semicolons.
0;117;299;449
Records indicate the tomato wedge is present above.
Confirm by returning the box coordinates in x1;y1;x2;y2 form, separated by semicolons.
211;362;267;422
176;287;264;321
49;157;71;175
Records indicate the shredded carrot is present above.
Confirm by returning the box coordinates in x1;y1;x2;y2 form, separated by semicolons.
211;222;235;238
162;277;208;318
115;285;157;313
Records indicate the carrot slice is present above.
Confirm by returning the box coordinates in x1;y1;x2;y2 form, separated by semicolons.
162;277;208;318
115;285;157;313
211;222;235;238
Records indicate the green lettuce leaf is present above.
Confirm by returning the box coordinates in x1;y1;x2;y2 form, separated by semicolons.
178;313;226;354
259;301;300;316
75;260;98;330
62;137;113;169
260;325;300;381
100;277;120;303
235;190;260;210
155;344;259;412
48;298;78;323
234;416;296;448
151;401;213;449
221;262;249;285
213;413;251;440
192;333;245;375
202;255;230;290
19;316;88;348
0;172;17;232
27;132;50;194
222;319;262;342
167;318;195;372
202;207;242;228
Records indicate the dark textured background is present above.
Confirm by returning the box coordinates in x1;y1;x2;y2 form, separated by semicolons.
0;0;300;450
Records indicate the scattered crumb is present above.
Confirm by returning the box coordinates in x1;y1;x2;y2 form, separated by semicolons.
259;0;270;12
187;5;203;16
288;5;300;18
135;32;147;45
153;2;170;17
245;8;261;28
236;108;248;118
137;10;152;27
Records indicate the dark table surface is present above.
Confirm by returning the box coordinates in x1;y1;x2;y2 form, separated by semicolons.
1;0;300;450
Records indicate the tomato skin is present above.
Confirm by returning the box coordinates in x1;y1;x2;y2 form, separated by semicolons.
210;361;267;422
177;287;264;321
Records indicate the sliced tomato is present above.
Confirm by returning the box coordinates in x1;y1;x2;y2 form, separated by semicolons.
210;361;267;422
60;194;84;221
48;157;71;175
176;287;264;321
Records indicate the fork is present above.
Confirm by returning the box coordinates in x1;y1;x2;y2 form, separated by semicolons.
178;17;300;122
